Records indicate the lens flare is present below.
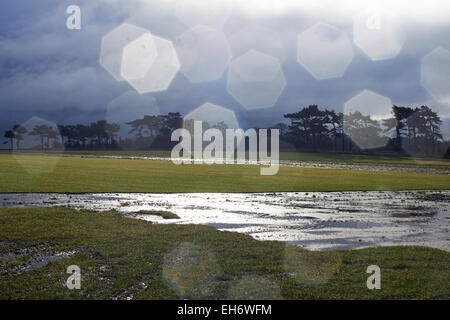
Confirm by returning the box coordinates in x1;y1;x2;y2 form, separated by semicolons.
100;23;180;93
353;9;405;61
99;23;149;82
12;116;63;174
162;242;222;299
421;47;450;104
176;26;231;83
284;245;342;287
297;22;354;80
227;50;286;110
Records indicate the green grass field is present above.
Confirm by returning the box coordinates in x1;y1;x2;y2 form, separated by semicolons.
0;154;449;192
1;154;449;193
2;149;450;168
1;207;448;300
0;155;450;193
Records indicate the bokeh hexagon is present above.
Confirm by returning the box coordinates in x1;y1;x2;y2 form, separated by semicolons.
120;33;158;81
99;23;150;81
127;35;180;93
297;22;354;80
344;89;393;120
343;90;393;150
183;102;240;130
227;50;286;110
182;102;242;164
12;116;63;174
353;9;405;61
421;47;450;104
284;245;342;287
162;242;222;299
176;26;231;83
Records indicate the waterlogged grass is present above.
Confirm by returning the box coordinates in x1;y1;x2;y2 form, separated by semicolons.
0;155;449;193
279;151;450;168
0;207;448;300
2;149;450;168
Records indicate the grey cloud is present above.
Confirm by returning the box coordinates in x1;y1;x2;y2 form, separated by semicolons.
0;0;449;141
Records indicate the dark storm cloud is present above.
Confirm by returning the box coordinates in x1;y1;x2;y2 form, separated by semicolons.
0;0;449;144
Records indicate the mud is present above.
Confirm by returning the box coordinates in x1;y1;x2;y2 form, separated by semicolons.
0;246;76;277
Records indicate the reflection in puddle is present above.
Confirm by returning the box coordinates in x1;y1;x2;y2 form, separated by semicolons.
1;191;449;251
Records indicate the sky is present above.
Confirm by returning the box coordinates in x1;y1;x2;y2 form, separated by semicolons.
0;0;449;146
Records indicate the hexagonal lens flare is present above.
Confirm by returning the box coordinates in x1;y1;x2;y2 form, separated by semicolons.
162;242;222;299
353;9;405;61
344;89;393;120
343;90;393;150
284;245;342;287
100;23;180;93
176;26;231;83
120;33;158;81
183;102;240;130
421;47;450;104
127;35;180;93
12;116;63;174
99;23;149;81
182;102;241;164
227;50;286;110
297;22;354;80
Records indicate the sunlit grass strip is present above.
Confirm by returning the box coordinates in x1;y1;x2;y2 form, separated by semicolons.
3;150;450;168
0;155;448;193
0;155;449;193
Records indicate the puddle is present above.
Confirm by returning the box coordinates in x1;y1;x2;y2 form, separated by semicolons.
0;191;449;252
0;246;76;275
22;251;76;271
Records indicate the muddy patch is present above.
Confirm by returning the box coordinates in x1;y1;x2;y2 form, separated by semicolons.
0;246;76;277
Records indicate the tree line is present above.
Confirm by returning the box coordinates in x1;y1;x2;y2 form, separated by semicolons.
3;106;448;157
279;104;446;156
2;113;183;151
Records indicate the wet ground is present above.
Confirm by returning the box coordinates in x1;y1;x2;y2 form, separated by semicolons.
80;155;450;174
11;152;450;174
1;191;449;252
0;245;76;276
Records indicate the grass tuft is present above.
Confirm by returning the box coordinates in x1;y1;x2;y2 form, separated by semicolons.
134;210;180;219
